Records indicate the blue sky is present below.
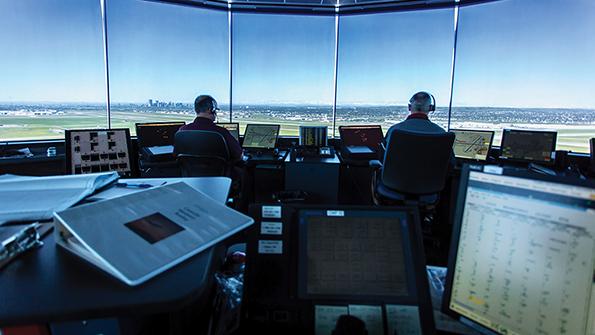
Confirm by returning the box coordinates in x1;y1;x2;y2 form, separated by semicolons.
453;0;595;109
0;0;105;103
0;0;594;109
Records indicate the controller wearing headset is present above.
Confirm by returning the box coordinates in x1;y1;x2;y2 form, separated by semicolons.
194;95;220;121
407;91;436;113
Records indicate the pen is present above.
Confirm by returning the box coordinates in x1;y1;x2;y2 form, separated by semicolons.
115;183;154;189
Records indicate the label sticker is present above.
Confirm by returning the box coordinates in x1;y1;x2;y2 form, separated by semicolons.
258;240;283;254
261;221;283;235
262;206;282;219
327;210;345;217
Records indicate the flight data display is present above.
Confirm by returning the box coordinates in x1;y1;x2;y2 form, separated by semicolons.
67;129;131;175
451;130;494;160
500;129;557;164
339;125;384;151
299;126;328;147
448;171;595;335
304;215;408;297
217;122;240;142
242;124;280;149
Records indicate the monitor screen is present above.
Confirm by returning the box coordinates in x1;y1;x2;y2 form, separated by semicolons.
217;122;240;142
242;124;280;149
339;125;384;151
299;126;328;147
298;209;414;299
65;128;132;175
500;129;557;164
451;129;494;161
135;122;185;148
444;167;595;335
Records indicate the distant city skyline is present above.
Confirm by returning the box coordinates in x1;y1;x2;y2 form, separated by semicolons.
0;0;594;109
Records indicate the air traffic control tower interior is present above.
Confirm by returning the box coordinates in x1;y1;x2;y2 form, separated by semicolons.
1;0;594;334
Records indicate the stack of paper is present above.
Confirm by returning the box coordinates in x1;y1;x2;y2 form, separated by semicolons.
0;172;118;225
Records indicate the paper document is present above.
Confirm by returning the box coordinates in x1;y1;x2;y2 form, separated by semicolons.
386;305;421;335
315;305;348;335
0;172;118;225
147;145;174;155
54;182;253;286
348;305;384;335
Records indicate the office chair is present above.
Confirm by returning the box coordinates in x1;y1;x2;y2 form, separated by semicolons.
370;129;455;206
174;130;232;177
371;129;454;265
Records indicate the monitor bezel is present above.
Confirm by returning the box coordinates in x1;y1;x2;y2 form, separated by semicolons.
450;128;495;161
338;125;384;149
134;121;186;148
216;122;240;142
242;123;281;149
442;164;595;335
65;128;134;176
498;128;558;165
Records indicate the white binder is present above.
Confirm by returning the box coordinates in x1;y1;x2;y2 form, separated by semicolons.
54;182;253;286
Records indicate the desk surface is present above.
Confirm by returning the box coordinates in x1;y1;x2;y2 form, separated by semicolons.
88;177;231;203
285;153;340;164
0;177;231;326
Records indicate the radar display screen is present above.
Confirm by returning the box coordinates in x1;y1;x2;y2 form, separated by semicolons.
500;129;557;164
339;125;384;151
451;129;494;161
242;124;280;149
135;122;185;148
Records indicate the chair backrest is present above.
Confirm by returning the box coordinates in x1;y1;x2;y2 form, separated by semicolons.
174;130;231;177
381;129;455;195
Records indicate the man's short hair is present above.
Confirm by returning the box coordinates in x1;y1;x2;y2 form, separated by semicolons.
408;91;435;113
194;95;218;114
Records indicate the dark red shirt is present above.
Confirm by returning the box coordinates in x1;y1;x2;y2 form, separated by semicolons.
406;112;429;120
178;117;243;160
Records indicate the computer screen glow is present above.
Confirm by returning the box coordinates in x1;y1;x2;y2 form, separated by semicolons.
448;171;595;335
242;124;280;149
451;129;493;161
303;215;408;298
66;129;131;175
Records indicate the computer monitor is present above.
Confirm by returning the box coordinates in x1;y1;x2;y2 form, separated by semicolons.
299;126;328;147
216;122;240;142
451;129;494;161
339;125;384;151
65;128;133;176
242;124;280;149
135;122;185;148
443;165;595;335
298;209;414;300
499;129;557;164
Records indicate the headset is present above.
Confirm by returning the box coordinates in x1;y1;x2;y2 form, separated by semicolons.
408;91;436;113
194;95;220;115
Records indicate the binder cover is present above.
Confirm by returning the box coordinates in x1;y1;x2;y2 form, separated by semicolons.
54;182;253;286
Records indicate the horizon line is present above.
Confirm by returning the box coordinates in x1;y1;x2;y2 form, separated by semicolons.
1;101;595;111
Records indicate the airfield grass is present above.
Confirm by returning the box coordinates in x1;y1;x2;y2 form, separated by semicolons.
1;111;592;153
